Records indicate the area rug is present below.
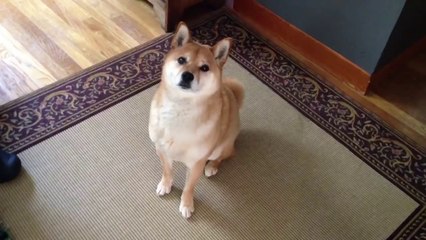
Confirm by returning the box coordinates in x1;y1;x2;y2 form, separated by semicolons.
0;10;424;240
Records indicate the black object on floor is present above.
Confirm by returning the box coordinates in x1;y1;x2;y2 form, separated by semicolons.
0;150;21;183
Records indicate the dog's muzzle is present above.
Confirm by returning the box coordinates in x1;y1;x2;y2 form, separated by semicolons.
178;71;194;89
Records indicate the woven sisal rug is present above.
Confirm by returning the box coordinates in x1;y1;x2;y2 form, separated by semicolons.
0;10;424;240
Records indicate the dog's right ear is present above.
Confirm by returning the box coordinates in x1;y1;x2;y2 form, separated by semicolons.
171;22;191;49
212;38;232;68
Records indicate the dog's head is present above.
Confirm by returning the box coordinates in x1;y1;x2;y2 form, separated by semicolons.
162;22;232;97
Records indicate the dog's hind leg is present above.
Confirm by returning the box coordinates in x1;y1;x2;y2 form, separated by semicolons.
204;144;235;177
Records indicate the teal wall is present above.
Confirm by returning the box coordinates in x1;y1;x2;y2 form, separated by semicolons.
258;0;405;73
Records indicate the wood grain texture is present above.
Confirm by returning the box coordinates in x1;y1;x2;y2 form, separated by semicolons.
0;0;164;105
232;1;426;148
0;1;81;79
374;47;426;126
371;37;426;89
1;1;424;148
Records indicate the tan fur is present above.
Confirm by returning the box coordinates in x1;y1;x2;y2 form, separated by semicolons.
224;78;244;109
148;22;244;218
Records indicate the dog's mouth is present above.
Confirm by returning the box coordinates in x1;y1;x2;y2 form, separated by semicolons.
178;81;191;90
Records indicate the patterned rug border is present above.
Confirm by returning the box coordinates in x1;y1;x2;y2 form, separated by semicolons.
388;206;425;240
0;33;171;111
214;11;425;239
233;48;425;202
213;11;425;200
222;11;424;153
0;9;425;239
0;35;172;153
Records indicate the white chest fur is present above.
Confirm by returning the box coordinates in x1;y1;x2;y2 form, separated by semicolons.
150;97;221;165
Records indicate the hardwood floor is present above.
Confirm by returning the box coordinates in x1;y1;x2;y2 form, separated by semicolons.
0;1;424;148
0;0;164;104
369;48;426;148
231;7;426;149
374;49;426;124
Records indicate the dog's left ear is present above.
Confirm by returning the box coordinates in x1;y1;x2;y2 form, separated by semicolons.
212;38;232;67
171;22;192;48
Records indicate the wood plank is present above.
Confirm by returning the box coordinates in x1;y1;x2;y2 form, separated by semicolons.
112;15;154;44
66;0;141;47
0;26;55;87
0;59;34;104
373;50;426;125
72;0;159;44
367;93;426;146
233;0;371;93
0;26;56;104
39;0;70;24
8;0;104;67
39;0;134;55
371;37;426;88
0;1;81;79
107;0;164;37
0;0;164;104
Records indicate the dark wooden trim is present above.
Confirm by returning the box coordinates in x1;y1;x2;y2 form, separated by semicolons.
233;0;371;94
166;0;201;32
204;0;226;9
166;0;226;32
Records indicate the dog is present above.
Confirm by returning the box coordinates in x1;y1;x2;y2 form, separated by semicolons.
148;22;244;218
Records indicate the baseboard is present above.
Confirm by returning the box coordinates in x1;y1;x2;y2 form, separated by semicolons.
233;0;371;93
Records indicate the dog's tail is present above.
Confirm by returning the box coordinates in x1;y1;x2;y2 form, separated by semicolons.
224;78;244;109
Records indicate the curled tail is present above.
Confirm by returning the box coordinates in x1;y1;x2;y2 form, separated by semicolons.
224;78;244;109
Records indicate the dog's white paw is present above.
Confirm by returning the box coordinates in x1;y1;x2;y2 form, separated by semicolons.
204;162;218;177
156;180;172;196
179;201;194;219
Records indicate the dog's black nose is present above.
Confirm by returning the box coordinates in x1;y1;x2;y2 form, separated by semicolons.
179;71;194;89
181;71;194;82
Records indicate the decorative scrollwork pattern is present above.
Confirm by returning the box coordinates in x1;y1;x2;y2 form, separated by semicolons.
0;35;169;151
0;12;424;239
190;15;425;202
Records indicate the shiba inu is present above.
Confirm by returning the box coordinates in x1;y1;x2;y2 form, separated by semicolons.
148;22;244;218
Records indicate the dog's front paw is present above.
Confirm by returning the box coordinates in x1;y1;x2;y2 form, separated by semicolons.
179;199;194;219
156;179;172;196
204;161;219;177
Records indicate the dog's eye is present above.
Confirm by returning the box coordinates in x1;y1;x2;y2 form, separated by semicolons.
177;57;186;65
200;65;209;72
